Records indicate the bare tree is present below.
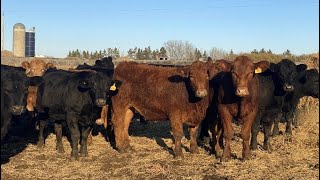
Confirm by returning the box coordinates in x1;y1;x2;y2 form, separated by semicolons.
209;47;228;60
163;40;196;61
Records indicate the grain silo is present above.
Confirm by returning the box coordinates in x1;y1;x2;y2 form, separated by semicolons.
25;27;35;57
13;23;26;57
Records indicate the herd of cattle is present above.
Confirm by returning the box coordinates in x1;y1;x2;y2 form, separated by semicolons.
1;55;319;162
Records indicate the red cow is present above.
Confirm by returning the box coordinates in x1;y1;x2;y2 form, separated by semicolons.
110;60;228;158
217;56;269;161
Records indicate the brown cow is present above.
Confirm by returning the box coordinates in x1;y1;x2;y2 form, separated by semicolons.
110;60;228;158
21;59;55;112
217;56;269;161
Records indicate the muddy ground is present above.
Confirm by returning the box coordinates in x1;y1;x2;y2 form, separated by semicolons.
1;98;319;180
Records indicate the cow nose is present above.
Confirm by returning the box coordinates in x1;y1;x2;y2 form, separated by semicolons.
95;98;106;107
283;83;294;92
235;87;249;97
11;105;26;115
195;89;208;98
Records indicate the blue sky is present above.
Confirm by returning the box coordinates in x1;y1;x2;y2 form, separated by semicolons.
1;0;319;58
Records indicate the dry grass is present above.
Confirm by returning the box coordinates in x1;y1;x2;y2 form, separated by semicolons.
1;99;319;180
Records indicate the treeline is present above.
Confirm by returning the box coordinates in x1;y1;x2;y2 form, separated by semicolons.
127;46;167;60
66;40;315;64
67;48;120;59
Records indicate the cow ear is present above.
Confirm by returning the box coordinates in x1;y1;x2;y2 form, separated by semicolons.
215;59;231;72
208;59;231;79
21;61;30;69
177;67;189;78
299;75;307;84
269;63;278;72
296;64;307;72
45;63;55;69
109;80;122;91
95;60;102;66
254;61;270;74
78;79;91;89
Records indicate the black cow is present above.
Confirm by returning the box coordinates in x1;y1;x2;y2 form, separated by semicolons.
1;65;29;140
35;68;115;160
273;68;319;136
250;60;307;151
76;56;114;70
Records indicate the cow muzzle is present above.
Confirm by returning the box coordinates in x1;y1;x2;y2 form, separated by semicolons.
95;98;106;107
11;105;26;115
195;89;208;98
235;87;249;97
283;83;294;92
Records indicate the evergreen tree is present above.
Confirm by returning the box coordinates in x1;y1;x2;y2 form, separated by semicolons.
283;49;291;56
251;49;258;54
267;49;272;54
113;48;120;58
194;48;202;60
259;48;266;53
229;49;234;55
202;50;208;60
159;47;167;57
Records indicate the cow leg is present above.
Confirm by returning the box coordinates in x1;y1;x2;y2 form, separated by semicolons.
189;124;199;154
54;121;65;153
112;109;133;153
199;116;210;146
79;126;92;157
220;106;233;162
170;119;184;158
87;130;93;146
272;117;281;136
123;109;134;150
66;114;80;160
250;111;262;150
285;111;294;135
216;121;224;157
262;118;273;152
37;119;47;148
241;112;257;161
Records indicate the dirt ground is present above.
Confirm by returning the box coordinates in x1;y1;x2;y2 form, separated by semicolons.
1;97;319;180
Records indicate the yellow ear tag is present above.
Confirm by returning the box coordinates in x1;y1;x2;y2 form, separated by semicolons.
255;67;262;74
110;84;116;91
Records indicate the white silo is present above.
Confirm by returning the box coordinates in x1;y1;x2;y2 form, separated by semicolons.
13;23;26;57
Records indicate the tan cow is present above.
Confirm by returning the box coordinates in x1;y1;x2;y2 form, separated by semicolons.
21;59;55;112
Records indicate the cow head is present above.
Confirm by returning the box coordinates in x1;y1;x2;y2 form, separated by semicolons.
269;59;307;93
178;61;210;98
229;56;269;97
207;57;232;79
1;71;29;115
77;72;117;107
21;59;55;77
298;69;319;98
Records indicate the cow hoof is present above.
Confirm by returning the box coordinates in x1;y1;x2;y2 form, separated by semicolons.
190;146;199;154
242;156;251;161
221;156;230;162
250;145;257;151
70;156;79;161
79;152;88;157
37;141;45;149
56;147;65;153
263;143;273;152
118;147;133;153
174;154;184;159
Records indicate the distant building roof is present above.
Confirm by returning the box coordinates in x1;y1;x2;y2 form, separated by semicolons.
13;23;25;29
